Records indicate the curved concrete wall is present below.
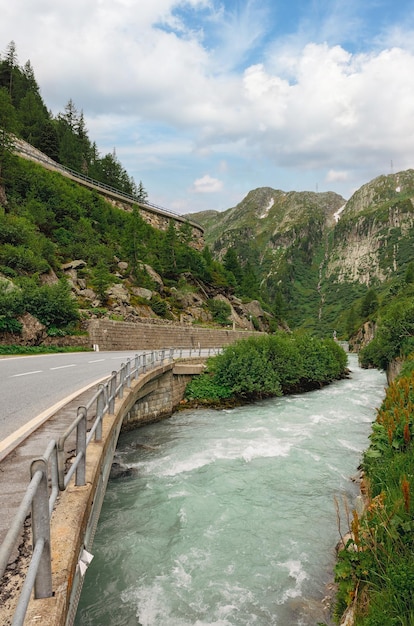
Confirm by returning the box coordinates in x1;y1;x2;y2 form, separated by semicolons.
23;360;205;626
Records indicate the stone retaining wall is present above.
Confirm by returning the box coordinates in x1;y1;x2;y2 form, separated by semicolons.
88;319;262;351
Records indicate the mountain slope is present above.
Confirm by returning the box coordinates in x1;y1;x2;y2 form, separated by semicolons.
189;171;414;337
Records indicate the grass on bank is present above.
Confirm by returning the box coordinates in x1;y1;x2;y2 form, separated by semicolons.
334;355;414;625
0;344;92;355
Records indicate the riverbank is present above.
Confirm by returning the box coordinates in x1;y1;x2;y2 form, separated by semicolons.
334;356;414;625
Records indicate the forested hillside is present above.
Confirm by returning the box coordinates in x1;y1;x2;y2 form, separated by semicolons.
0;42;273;342
0;41;142;199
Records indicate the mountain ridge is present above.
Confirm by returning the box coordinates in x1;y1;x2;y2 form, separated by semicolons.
188;170;414;336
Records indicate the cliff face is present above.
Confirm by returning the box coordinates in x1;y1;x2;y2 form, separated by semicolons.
325;171;414;286
189;170;414;335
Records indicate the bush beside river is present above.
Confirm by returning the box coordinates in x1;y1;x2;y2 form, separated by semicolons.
184;332;348;404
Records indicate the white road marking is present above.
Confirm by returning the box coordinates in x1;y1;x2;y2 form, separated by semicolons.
50;364;77;371
88;359;105;363
12;370;43;377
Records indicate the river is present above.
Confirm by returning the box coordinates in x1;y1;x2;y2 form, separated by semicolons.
75;354;386;626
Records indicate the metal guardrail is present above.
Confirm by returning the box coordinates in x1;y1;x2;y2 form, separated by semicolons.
0;346;219;626
12;138;204;232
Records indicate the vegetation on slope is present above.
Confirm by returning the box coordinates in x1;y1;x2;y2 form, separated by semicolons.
334;358;414;625
0;157;242;336
0;42;257;337
359;274;414;371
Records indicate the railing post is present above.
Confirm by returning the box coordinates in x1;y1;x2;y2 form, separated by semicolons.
126;358;131;387
119;364;125;398
30;459;53;599
143;353;147;374
134;354;139;380
95;386;105;442
109;371;117;414
75;407;87;486
57;436;66;492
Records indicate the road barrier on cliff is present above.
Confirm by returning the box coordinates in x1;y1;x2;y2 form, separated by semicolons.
13;137;204;232
0;346;219;626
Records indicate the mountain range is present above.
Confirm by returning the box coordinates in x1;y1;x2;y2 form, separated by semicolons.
189;170;414;337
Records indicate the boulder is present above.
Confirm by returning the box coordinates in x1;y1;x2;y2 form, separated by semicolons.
109;461;137;480
140;263;164;289
61;259;87;271
18;313;47;345
107;284;130;303
78;288;97;302
245;300;267;319
132;287;153;300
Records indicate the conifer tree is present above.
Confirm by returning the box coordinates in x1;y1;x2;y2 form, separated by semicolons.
0;87;17;206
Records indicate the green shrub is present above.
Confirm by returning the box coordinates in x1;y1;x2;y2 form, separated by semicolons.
207;299;232;325
0;315;22;334
0;244;49;274
185;373;232;401
150;294;169;318
360;298;414;370
196;332;347;402
23;279;79;328
0;281;24;317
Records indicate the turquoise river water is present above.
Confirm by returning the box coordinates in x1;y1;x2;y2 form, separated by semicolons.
75;355;387;626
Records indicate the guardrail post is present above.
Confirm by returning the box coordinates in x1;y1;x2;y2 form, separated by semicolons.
119;364;125;398
109;371;117;414
76;407;87;485
95;386;105;442
126;358;131;387
134;354;139;380
30;459;53;599
143;353;147;374
161;349;165;364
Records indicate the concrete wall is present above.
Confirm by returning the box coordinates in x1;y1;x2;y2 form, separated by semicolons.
121;362;204;431
23;360;206;626
89;319;262;351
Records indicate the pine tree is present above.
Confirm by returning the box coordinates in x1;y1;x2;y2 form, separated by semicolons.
0;87;17;205
136;180;148;203
1;41;18;98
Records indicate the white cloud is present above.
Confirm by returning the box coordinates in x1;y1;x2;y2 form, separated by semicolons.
326;170;349;183
191;175;224;193
3;1;414;211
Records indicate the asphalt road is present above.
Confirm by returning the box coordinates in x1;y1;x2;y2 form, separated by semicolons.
0;350;142;443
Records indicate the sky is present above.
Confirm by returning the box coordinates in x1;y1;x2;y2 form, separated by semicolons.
2;1;414;215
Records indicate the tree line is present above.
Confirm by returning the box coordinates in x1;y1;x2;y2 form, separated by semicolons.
0;40;146;200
